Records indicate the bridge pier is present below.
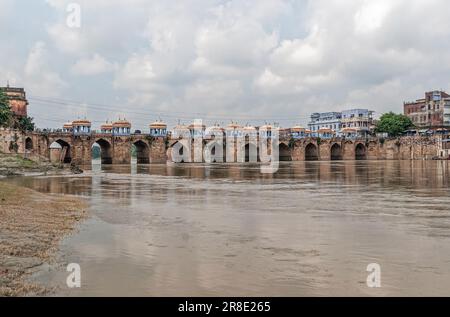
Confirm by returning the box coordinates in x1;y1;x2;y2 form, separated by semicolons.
342;141;356;160
112;137;131;164
72;137;93;165
319;140;331;160
150;137;167;163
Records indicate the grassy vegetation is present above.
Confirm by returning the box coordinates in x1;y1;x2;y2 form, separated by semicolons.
0;153;61;176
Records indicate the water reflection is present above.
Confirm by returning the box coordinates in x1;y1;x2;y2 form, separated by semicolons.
4;160;450;296
11;161;450;194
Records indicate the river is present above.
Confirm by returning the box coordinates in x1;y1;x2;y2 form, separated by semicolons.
4;160;450;296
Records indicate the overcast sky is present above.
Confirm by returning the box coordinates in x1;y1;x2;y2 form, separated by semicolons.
1;0;450;130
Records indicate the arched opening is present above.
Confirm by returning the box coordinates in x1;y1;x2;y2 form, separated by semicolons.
93;139;112;164
279;143;292;161
331;143;342;160
244;143;259;162
133;140;150;164
209;143;218;163
355;143;367;160
169;141;189;163
25;137;33;151
50;139;71;163
204;142;226;163
178;145;185;163
305;143;318;161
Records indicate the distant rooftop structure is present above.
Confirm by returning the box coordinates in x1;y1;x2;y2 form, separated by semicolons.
404;90;450;128
308;108;375;137
0;85;28;117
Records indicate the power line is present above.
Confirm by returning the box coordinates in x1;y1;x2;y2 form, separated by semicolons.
29;95;311;122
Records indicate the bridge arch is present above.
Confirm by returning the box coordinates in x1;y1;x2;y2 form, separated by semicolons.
204;141;225;163
133;140;150;164
93;138;112;164
279;143;292;161
305;143;318;161
25;137;33;151
168;141;190;163
243;142;259;162
49;139;71;163
331;143;342;160
355;143;367;160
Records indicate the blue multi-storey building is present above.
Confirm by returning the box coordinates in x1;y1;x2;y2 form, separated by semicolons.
308;112;342;136
307;109;374;138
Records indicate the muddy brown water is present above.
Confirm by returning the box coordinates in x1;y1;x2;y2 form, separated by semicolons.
4;160;450;296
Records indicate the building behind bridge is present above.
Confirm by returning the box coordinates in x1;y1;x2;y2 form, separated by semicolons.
308;109;374;138
404;90;450;129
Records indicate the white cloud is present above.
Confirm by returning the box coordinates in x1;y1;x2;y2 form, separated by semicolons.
24;42;46;76
0;0;13;21
255;69;284;90
24;41;67;97
3;0;450;129
71;54;115;76
354;0;393;34
114;53;156;91
47;23;86;55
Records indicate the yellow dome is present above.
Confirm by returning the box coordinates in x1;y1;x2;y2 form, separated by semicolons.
72;119;91;127
227;122;241;129
317;128;334;134
188;122;206;129
150;121;167;129
101;122;113;130
207;125;224;132
291;126;305;132
113;119;131;128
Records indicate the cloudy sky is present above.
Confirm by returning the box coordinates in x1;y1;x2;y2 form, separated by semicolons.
1;0;450;130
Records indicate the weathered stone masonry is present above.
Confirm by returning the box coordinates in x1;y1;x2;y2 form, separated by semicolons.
0;128;447;165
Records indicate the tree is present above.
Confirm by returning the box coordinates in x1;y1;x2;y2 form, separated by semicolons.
0;88;35;131
375;112;414;137
0;88;13;127
17;115;35;132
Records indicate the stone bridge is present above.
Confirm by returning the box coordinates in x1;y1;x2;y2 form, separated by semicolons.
1;130;167;165
166;137;373;162
0;128;443;165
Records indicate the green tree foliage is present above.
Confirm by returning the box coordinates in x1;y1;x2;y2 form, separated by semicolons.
375;112;414;137
0;88;35;131
0;89;13;127
17;115;35;132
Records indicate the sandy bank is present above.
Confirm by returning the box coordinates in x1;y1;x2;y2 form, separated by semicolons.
0;181;87;296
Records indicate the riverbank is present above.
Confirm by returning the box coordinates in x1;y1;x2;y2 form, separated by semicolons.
0;152;85;177
0;153;66;177
0;181;87;296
